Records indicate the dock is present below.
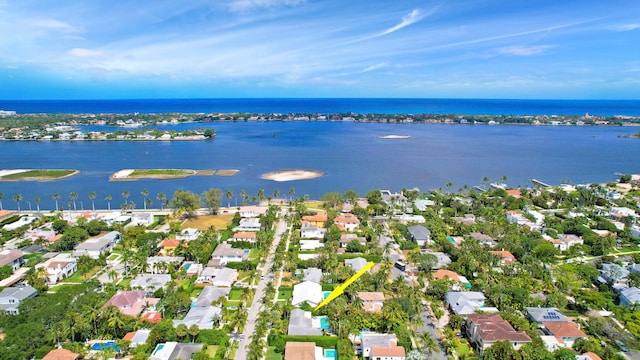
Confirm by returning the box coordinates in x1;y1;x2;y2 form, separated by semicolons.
531;178;552;188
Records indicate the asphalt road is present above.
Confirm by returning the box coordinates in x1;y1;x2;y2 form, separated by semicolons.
416;310;448;360
234;218;287;360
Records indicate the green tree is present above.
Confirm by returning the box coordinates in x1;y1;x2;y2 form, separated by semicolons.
202;188;222;214
175;323;188;340
482;340;521;360
418;331;439;359
366;189;382;205
157;192;166;210
122;190;130;205
170;189;202;217
320;192;343;208
13;193;22;212
52;193;60;211
69;191;78;211
141;189;149;210
188;324;200;343
89;191;96;211
225;189;233;208
105;194;112;211
346;239;365;253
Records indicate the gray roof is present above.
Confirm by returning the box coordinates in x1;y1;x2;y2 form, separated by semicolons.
195;286;230;307
150;342;204;360
445;291;486;315
130;274;171;291
288;309;322;336
75;231;121;251
173;305;222;329
408;225;431;241
361;333;397;351
212;243;245;257
130;329;151;345
0;285;37;302
303;268;322;283
345;257;368;272
526;308;570;323
621;287;640;304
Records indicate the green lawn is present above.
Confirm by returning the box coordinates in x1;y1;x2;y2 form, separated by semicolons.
278;287;293;300
206;345;218;357
63;266;101;282
229;288;244;300
266;347;283;360
455;339;474;357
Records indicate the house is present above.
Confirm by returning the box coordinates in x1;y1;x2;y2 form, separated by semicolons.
619;287;640;307
370;346;406;360
239;206;268;218
557;234;584;248
142;311;162;324
358;333;404;359
36;255;77;284
334;213;360;231
0;285;37;314
73;231;121;259
211;243;247;265
345;257;369;273
454;214;477;226
466;314;532;353
104;290;159;316
380;190;406;206
340;233;367;248
130;212;154;227
173;286;227;329
542;321;587;348
42;348;82;360
148;256;184;273
490;250;516;265
284;342;317;360
302;210;328;227
357;292;385;312
303;268;323;283
414;199;435;211
300;222;326;239
526;209;545;226
577;352;603;360
159;240;183;256
300;240;324;251
292;280;323;307
421;250;452;269
0;249;24;271
130;274;172;294
505;211;540;231
406;225;431;246
175;228;201;241
288;309;323;336
599;263;629;289
432;269;471;289
609;207;636;219
526;308;570;326
631;225;640;240
234;217;261;231
232;231;257;243
195;267;238;287
469;232;497;247
123;328;151;347
150;342;204;360
445;291;494;315
24;229;57;243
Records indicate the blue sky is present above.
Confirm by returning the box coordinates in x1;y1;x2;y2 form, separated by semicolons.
1;0;639;99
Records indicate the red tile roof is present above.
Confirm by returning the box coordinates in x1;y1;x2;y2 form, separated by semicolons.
467;314;532;343
543;322;587;338
371;346;405;357
42;348;82;360
233;231;256;239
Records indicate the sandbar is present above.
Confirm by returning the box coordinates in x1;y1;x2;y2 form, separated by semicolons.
261;170;324;182
0;169;79;182
110;169;214;181
377;135;411;139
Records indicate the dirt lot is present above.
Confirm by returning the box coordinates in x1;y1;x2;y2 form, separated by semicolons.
182;214;234;230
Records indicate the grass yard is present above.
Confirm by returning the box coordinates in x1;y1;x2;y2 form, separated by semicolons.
182;214;234;230
455;339;474;358
266;347;283;360
63;266;101;282
278;287;293;300
229;288;244;300
205;345;218;357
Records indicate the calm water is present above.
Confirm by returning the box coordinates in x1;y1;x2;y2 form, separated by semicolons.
1;98;639;116
1;122;639;211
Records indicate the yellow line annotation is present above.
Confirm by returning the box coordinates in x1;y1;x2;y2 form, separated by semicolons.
314;261;375;312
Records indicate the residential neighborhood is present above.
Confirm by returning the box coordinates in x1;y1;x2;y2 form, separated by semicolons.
0;177;639;360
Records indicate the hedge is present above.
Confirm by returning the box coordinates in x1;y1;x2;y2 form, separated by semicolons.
269;335;338;348
224;260;258;270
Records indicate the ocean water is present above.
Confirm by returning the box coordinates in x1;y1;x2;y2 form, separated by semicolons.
1;121;639;211
1;98;639;116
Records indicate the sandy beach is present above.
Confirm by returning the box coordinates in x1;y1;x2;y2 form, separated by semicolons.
377;135;411;139
261;170;324;182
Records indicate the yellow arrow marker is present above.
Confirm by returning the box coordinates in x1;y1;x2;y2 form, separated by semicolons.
314;261;375;312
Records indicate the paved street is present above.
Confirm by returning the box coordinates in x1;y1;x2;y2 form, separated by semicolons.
416;309;447;360
234;218;287;360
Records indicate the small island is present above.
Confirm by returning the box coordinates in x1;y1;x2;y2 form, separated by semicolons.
261;169;324;182
377;135;411;139
110;169;215;181
0;169;79;182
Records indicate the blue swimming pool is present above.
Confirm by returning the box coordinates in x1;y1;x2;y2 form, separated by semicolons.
92;341;118;351
319;316;330;330
183;263;192;270
323;291;331;299
325;348;337;359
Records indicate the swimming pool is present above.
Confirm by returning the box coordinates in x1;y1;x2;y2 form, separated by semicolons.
324;348;337;359
319;316;330;330
323;291;331;299
91;341;118;351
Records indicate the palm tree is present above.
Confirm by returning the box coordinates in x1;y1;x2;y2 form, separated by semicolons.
122;190;130;205
89;191;96;211
273;188;280;200
175;324;188;340
141;189;149;210
34;196;40;213
13;194;22;213
0;192;3;210
418;331;440;359
226;190;233;208
69;192;78;211
146;199;152;210
257;189;265;204
105;194;112;211
289;187;295;203
240;190;248;205
157;192;166;210
188;324;200;343
52;193;60;211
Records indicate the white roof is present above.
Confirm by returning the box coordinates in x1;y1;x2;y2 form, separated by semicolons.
292;280;323;307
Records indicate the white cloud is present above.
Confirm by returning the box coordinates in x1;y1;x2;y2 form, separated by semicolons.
363;62;388;73
32;18;80;33
228;0;306;13
499;45;553;56
379;9;427;37
614;24;640;32
68;48;104;57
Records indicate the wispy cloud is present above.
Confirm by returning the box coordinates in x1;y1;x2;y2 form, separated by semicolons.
379;9;426;36
499;45;553;56
32;18;81;33
228;0;306;13
68;48;104;57
362;62;388;73
613;23;640;32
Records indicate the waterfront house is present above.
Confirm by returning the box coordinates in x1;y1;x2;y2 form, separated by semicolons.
149;342;203;360
103;290;159;316
73;231;121;259
292;280;323;307
239;206;268;218
211;243;247;265
42;348;82;360
0;249;24;271
288;309;323;336
130;212;154;227
466;314;532;353
36;254;77;284
0;285;37;315
130;274;172;295
357;292;385;312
